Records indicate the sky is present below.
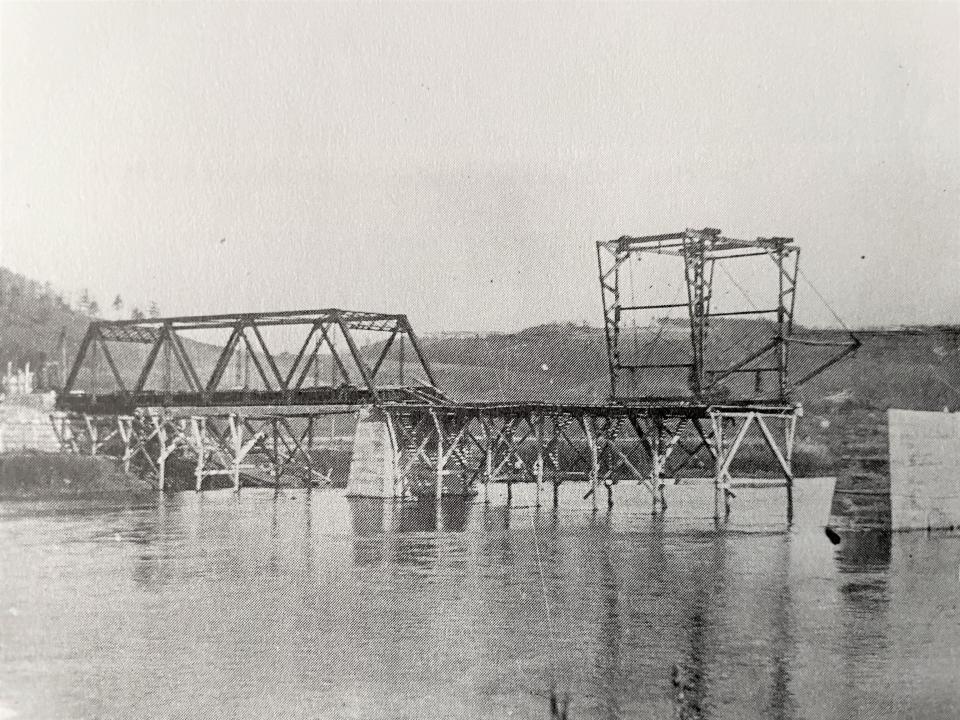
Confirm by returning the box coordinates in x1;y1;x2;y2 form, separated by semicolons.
1;2;958;333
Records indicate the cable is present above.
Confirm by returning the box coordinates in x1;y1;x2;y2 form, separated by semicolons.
528;505;559;678
716;259;759;311
797;266;852;333
711;260;767;370
930;371;960;401
635;281;686;366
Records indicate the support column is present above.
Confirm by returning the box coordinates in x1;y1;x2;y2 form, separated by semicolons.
711;413;724;520
785;413;797;522
549;415;562;509
155;415;168;492
192;416;205;492
432;410;444;501
601;419;617;511
755;412;798;525
582;415;599;513
271;417;280;491
305;416;314;491
650;422;662;515
84;415;99;456
483;418;493;504
711;411;753;519
229;413;243;491
118;416;134;474
534;414;544;508
347;406;401;498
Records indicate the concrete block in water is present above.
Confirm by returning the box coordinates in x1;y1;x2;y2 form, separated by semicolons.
888;409;960;531
346;406;400;498
829;408;960;533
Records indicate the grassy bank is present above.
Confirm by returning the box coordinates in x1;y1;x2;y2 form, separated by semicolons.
0;451;154;499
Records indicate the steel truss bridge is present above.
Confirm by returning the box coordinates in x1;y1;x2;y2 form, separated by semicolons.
53;228;857;521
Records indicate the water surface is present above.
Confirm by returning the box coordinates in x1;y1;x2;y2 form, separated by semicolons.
1;480;958;719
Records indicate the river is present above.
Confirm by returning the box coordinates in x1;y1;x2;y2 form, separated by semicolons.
1;479;958;719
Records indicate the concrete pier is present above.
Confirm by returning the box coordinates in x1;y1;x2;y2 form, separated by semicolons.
888;409;960;531
828;408;960;533
346;406;400;498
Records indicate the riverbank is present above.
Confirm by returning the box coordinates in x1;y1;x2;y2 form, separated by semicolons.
0;451;154;499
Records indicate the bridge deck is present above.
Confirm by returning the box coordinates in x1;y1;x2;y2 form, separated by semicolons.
57;389;797;420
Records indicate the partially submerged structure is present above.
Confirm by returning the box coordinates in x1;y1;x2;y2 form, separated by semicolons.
54;227;856;521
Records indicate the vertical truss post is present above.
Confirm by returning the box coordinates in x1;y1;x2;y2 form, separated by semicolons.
682;231;714;396
776;243;787;399
90;332;100;400
772;241;800;401
163;325;172;397
597;241;626;398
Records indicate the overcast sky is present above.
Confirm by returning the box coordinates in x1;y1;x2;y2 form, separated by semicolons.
2;2;958;332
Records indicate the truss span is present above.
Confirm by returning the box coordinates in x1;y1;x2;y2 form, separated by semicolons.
58;308;444;414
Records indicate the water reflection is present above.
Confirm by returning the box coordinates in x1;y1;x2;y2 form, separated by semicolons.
348;497;473;569
834;531;892;574
348;496;472;536
4;483;959;720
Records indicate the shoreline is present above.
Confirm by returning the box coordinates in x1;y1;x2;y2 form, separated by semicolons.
0;451;154;500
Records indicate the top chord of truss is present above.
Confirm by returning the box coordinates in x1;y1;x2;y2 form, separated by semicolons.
59;308;441;413
602;228;796;259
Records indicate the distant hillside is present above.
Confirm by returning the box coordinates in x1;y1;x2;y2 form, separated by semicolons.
0;267;92;387
3;265;958;428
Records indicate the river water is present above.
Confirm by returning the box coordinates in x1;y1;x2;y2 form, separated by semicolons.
1;479;958;719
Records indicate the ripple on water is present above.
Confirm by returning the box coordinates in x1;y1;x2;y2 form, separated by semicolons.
0;480;958;719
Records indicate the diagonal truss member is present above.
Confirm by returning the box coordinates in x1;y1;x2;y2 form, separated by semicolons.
60;308;441;412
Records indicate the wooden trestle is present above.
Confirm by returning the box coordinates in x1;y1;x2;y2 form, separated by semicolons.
50;399;800;521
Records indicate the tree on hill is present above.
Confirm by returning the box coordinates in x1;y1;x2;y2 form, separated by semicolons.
112;294;123;318
130;307;145;320
148;301;160;318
